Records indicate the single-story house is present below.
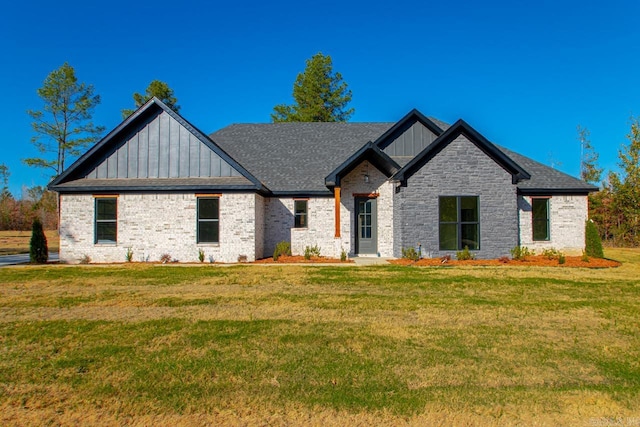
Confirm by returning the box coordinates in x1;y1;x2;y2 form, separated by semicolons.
49;97;597;263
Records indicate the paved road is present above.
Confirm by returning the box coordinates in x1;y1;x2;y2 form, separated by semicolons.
0;252;59;267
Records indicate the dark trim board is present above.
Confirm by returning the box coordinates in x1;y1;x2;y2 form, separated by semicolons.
325;141;400;187
52;185;262;194
518;188;598;195
49;98;268;194
372;109;444;150
394;119;531;185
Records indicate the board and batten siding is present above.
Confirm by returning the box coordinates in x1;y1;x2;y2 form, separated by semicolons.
85;109;241;179
382;121;438;157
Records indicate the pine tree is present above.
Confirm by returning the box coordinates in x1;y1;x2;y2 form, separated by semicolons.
272;53;354;122
577;125;602;184
122;80;180;118
29;218;48;264
24;63;104;177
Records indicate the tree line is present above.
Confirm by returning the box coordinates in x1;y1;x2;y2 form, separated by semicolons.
582;119;640;246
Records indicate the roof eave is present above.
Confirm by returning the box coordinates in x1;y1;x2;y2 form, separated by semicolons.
52;183;264;193
372;108;445;150
48;97;267;192
518;186;598;195
325;141;401;188
394;119;530;184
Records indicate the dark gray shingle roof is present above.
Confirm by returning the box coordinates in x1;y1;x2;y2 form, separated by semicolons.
498;146;597;193
210;121;596;195
211;122;393;193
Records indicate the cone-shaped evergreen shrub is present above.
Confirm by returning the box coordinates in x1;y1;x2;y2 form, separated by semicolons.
30;218;48;264
585;220;604;258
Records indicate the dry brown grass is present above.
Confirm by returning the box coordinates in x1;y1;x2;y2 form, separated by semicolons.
0;229;59;255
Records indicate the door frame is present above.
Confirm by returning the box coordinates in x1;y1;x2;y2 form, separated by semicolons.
354;196;378;255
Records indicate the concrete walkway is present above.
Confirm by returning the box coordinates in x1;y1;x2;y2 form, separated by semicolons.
351;256;393;266
0;252;59;267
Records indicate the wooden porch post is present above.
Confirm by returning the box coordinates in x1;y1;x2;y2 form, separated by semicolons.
334;186;341;238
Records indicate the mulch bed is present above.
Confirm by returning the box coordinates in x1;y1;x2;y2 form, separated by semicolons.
389;255;620;268
254;255;353;264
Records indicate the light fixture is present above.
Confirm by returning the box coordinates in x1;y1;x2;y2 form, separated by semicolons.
364;174;369;183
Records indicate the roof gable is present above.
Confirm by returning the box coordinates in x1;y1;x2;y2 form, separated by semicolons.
374;109;445;151
325;141;401;187
49;98;265;191
394;119;531;185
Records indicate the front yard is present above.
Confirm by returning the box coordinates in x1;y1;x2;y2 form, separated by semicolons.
0;249;639;425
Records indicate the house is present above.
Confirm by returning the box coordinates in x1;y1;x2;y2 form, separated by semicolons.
49;98;597;263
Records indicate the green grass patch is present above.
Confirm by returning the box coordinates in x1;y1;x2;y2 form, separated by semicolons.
0;249;639;422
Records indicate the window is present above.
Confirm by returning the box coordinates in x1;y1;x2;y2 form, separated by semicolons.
95;197;117;244
439;196;479;250
532;198;550;241
197;197;219;243
294;200;307;228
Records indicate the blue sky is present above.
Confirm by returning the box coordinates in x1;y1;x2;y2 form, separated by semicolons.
1;0;639;196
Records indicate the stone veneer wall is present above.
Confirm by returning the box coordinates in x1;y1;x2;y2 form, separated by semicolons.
59;192;258;263
394;135;519;259
263;197;336;258
262;160;394;259
338;161;395;257
518;195;587;254
254;194;265;260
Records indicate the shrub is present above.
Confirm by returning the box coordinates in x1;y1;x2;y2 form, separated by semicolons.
198;248;205;263
558;253;566;264
456;246;475;261
237;255;248;263
79;254;91;264
510;246;533;261
273;241;291;261
440;255;451;264
541;248;561;260
304;245;321;260
581;251;590;263
498;256;510;263
585;220;604;258
125;247;134;263
160;253;172;264
340;248;347;262
401;247;419;262
29;218;48;264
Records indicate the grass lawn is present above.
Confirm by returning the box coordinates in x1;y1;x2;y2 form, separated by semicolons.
0;230;59;255
0;249;639;425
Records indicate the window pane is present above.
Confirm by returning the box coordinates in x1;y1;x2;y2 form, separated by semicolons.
532;199;549;241
295;213;307;228
439;197;457;222
294;200;307;228
96;222;116;243
460;197;478;222
439;223;458;250
96;199;116;220
461;224;479;250
294;200;307;215
198;221;219;243
198;198;219;220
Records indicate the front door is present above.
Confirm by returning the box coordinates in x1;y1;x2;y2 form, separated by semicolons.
355;197;377;255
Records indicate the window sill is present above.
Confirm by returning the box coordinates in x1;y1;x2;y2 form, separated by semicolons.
197;243;220;247
292;227;308;231
95;242;117;246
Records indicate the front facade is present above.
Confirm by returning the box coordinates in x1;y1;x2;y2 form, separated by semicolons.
50;98;596;263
